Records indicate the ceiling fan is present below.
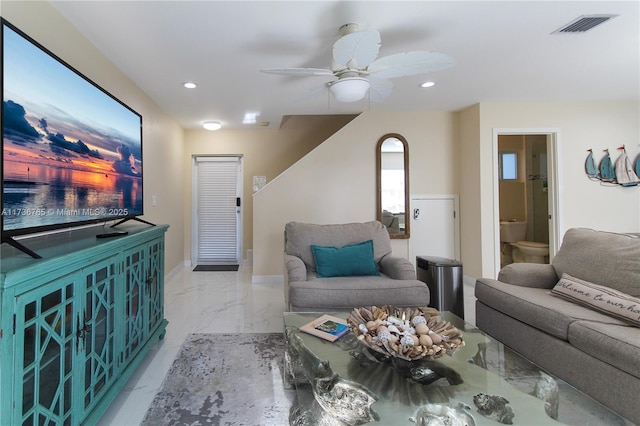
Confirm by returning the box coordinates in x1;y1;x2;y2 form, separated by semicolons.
260;23;455;103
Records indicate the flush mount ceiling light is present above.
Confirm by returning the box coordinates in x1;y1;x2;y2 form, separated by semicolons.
329;77;370;102
421;81;436;88
183;82;197;89
202;121;221;131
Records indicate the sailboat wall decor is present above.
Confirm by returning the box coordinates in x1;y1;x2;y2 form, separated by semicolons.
585;146;640;187
614;145;640;187
585;149;599;179
599;149;616;183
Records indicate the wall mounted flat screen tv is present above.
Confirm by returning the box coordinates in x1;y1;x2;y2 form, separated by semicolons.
2;19;147;257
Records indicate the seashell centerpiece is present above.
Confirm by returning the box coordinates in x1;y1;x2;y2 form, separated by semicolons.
347;306;464;361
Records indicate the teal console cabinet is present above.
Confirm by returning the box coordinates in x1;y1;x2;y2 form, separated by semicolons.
0;224;169;425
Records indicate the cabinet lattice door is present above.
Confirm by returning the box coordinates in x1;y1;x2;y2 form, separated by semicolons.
146;238;165;335
122;236;165;364
122;246;146;363
82;257;119;413
15;274;79;426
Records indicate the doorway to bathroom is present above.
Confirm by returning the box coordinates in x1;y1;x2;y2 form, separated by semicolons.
493;130;562;274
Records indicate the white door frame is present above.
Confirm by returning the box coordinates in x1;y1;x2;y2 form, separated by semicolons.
191;155;243;265
409;194;461;263
492;128;563;277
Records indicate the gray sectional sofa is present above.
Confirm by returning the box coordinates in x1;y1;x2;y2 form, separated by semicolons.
284;221;430;311
475;228;640;423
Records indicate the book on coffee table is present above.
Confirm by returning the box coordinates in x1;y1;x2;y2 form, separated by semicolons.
299;314;350;342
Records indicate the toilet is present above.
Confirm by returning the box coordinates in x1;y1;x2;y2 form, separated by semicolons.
499;221;549;265
511;240;549;263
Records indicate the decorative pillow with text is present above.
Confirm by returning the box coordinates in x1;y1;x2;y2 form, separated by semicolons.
551;273;640;327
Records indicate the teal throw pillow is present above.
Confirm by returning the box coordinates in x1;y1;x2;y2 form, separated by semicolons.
311;240;380;278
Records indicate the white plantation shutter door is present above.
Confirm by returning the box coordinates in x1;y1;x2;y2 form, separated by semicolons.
195;156;241;264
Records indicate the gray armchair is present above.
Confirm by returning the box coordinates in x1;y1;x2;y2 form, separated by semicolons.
284;221;430;311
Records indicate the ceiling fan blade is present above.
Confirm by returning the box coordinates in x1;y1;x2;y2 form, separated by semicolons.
368;51;455;78
333;30;381;69
260;67;334;76
368;78;393;102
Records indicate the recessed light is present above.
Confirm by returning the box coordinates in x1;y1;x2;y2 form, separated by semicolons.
243;112;259;124
183;82;197;89
203;121;221;131
421;81;435;88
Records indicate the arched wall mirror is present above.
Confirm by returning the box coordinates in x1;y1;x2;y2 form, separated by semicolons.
376;133;410;239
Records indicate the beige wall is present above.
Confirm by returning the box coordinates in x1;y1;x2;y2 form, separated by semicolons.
457;105;484;279
183;115;355;262
2;1;186;275
253;110;459;277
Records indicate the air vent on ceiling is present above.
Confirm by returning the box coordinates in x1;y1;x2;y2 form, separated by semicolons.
552;14;618;33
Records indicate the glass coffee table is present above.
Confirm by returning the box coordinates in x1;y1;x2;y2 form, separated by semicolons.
283;311;631;426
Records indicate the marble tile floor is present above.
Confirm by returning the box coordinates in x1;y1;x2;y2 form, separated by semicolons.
97;263;477;426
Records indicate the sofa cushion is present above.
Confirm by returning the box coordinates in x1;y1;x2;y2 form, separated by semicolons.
475;278;627;340
285;221;392;272
552;228;640;297
569;320;640;379
311;240;380;278
552;273;640;327
289;274;429;310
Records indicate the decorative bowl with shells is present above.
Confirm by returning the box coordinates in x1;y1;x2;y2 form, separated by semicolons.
347;306;464;361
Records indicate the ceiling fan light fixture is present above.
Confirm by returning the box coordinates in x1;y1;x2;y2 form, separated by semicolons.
202;121;222;131
329;77;370;102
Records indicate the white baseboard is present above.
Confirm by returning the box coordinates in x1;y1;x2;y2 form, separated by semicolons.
252;275;283;284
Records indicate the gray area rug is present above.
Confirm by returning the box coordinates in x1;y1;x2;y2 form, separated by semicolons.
141;333;295;425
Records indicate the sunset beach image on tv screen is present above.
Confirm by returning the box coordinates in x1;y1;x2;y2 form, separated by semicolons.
2;22;143;234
